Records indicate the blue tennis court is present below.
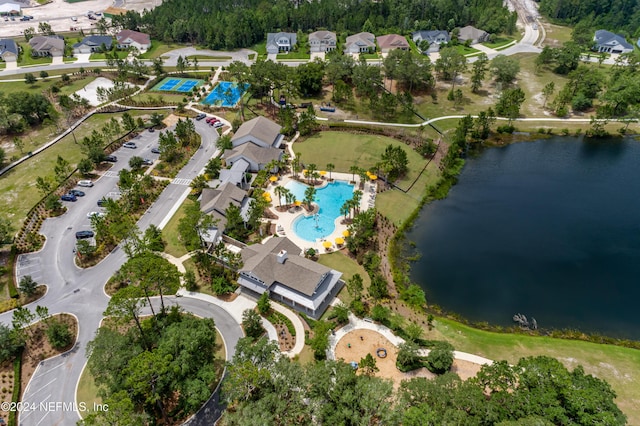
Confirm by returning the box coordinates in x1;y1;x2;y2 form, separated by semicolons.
152;77;205;92
201;81;250;107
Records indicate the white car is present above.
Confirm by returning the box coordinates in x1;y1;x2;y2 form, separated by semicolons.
77;180;94;187
213;121;224;128
71;16;77;22
87;211;105;219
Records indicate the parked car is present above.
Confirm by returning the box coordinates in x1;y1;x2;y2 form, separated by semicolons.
123;142;137;149
104;155;117;162
68;189;85;197
88;15;97;20
148;128;155;133
20;16;29;21
87;211;105;219
61;194;77;202
151;147;161;154
75;230;94;239
142;158;154;166
77;180;94;187
213;121;224;128
195;113;206;120
71;16;77;21
97;198;109;207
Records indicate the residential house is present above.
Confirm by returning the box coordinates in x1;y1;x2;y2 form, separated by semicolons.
593;30;634;54
309;30;337;53
116;29;151;51
412;30;450;53
266;32;297;54
456;25;489;44
231;116;284;149
72;35;113;54
223;143;283;173
238;237;343;319
29;35;64;57
0;38;18;62
376;34;410;53
344;32;376;54
199;182;252;245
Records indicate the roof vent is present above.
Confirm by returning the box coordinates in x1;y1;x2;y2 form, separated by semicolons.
276;250;287;264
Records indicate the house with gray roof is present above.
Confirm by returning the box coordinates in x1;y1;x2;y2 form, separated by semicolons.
344;32;376;54
238;237;343;318
72;35;113;54
0;38;18;62
309;30;337;53
266;32;297;54
231;116;284;149
456;26;489;44
223;142;283;172
116;29;151;51
199;182;252;245
29;35;64;57
412;30;450;53
594;30;633;54
376;34;410;53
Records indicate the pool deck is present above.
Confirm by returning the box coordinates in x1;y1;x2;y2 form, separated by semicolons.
264;172;376;253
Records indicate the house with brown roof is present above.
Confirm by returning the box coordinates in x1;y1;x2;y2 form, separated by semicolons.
231;116;284;149
116;29;151;51
199;182;252;245
309;30;337;53
29;35;64;57
344;32;376;54
238;237;343;318
376;34;410;53
223;142;283;172
457;25;489;45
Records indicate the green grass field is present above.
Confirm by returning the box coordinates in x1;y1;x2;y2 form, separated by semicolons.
276;51;311;60
138;40;182;59
76;367;103;417
317;251;371;306
89;51;129;61
293;131;440;225
543;23;573;46
0;110;171;231
431;318;640;424
18;44;52;66
162;197;193;258
482;36;515;49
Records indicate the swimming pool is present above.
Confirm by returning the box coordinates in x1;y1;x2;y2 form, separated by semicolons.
285;180;355;242
201;81;250;107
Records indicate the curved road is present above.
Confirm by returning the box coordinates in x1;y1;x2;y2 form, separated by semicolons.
0;119;228;426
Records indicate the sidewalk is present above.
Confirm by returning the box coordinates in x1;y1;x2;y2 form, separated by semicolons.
328;313;493;366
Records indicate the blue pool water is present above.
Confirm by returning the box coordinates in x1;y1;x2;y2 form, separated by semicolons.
285;180;355;242
201;81;250;107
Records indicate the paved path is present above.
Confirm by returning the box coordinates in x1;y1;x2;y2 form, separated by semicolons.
328;314;493;367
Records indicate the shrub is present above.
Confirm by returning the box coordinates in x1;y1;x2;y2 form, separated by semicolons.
426;341;455;374
496;124;515;134
46;320;73;349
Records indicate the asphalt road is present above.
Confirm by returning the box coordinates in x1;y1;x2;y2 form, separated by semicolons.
0;118;223;426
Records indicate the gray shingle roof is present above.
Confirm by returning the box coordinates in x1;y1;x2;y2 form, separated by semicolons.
231;116;282;147
223;143;282;166
240;237;333;296
266;32;297;50
73;35;113;49
0;38;18;56
457;26;488;42
594;30;633;50
29;35;64;53
200;182;247;217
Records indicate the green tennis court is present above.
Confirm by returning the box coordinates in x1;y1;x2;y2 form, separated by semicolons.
152;77;205;92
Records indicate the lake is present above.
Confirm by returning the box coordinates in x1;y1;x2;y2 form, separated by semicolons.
407;136;640;340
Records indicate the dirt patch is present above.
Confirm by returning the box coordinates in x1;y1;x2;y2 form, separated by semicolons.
163;114;181;127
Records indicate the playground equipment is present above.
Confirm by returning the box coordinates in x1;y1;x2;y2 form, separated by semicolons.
376;348;387;358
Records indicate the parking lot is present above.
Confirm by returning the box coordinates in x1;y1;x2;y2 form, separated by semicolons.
0;0;158;37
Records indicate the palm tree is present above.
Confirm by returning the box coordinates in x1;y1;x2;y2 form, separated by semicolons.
349;165;360;183
312;171;320;185
341;201;350;220
304;186;316;210
274;185;286;207
351;190;363;215
284;189;295;207
307;163;318;185
293;154;301;179
326;163;335;181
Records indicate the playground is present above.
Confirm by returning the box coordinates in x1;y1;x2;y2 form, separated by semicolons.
334;329;482;385
151;77;205;93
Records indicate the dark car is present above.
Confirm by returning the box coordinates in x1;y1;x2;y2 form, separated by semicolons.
151;147;161;154
97;198;107;207
195;113;206;121
61;194;77;202
68;189;85;197
104;155;118;162
75;230;94;239
142;158;154;166
148;128;155;133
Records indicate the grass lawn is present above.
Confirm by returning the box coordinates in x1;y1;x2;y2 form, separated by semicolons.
64;57;79;63
89;51;129;61
362;53;380;60
317;251;371;306
452;44;480;56
76;367;102;417
161;197;193;258
129;92;190;105
296;344;316;365
0;74;95;97
0;110;171;231
276;51;311;60
138;40;182;59
482;36;515;49
294;131;440;225
433;318;640;424
543;23;573;47
18;44;52;66
248;41;266;57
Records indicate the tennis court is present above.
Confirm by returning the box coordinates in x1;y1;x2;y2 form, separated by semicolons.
152;77;205;93
201;81;250;107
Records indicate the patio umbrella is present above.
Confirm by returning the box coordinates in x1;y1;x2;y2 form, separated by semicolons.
320;170;327;176
294;200;302;207
369;174;378;180
342;230;350;237
335;237;344;245
322;241;332;248
269;175;278;182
